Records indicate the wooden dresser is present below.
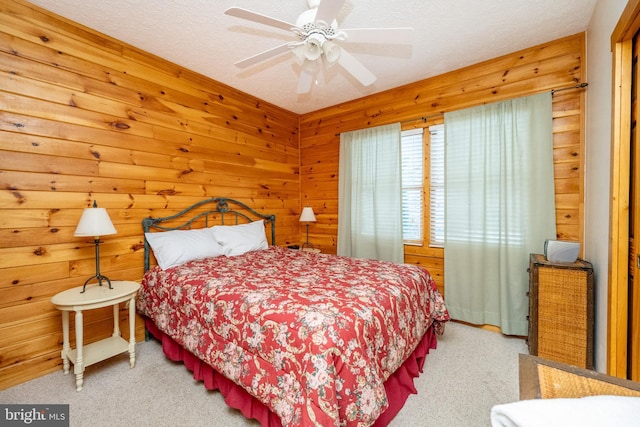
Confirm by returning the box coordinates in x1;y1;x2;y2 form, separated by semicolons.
527;254;594;369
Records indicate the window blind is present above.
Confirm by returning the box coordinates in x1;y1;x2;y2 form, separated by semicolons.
401;128;424;244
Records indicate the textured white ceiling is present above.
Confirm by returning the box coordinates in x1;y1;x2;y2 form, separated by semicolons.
28;0;596;114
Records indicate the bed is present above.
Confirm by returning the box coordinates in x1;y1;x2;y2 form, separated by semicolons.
136;197;450;426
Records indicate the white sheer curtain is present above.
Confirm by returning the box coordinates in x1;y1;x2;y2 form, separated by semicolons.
444;92;556;336
337;123;404;263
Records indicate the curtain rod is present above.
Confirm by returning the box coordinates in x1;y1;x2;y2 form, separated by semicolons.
334;83;589;136
405;84;589;122
401;113;442;125
551;82;589;94
335;117;438;136
407;84;589;121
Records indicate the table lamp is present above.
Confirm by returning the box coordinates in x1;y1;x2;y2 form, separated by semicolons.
299;206;316;249
74;201;117;293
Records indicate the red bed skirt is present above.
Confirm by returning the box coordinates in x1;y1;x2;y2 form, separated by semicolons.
144;318;438;426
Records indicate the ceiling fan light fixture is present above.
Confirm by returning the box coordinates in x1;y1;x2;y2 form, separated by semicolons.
322;40;340;63
226;0;414;92
304;33;325;60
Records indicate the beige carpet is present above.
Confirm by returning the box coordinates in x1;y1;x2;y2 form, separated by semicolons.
0;321;527;427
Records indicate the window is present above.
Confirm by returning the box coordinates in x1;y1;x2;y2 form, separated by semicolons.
429;124;445;247
401;129;424;244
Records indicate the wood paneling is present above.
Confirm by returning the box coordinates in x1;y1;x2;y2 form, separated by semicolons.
299;33;586;297
0;0;299;389
1;0;586;389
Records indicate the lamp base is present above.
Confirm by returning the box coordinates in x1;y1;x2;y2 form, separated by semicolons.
301;222;314;249
80;237;113;293
80;274;112;293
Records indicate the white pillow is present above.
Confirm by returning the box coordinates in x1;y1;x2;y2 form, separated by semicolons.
145;228;224;270
211;220;268;256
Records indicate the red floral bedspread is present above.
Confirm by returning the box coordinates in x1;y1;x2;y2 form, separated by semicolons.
136;246;449;427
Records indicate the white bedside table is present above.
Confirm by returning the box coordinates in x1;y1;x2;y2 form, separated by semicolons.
51;280;140;391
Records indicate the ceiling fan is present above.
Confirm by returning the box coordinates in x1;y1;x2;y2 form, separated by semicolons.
224;0;414;94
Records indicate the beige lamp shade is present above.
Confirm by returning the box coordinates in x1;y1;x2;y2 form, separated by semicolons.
299;207;316;222
74;205;117;237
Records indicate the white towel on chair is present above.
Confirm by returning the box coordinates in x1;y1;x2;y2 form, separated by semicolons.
490;395;640;427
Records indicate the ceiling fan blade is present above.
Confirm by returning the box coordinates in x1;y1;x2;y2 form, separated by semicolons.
314;0;346;25
342;28;414;45
297;60;317;94
338;48;376;87
234;43;293;68
225;7;297;32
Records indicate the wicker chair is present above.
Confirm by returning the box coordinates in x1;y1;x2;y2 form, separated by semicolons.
519;354;640;399
490;354;640;426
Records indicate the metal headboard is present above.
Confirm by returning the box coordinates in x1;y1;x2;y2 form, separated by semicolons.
142;197;276;272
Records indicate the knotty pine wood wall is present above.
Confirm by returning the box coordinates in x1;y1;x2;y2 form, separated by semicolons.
300;32;586;296
0;0;299;389
0;0;585;390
